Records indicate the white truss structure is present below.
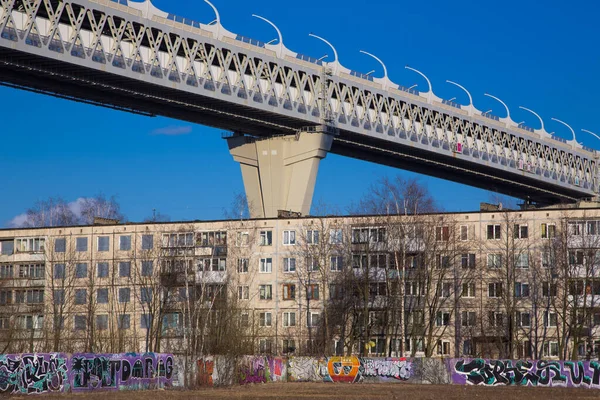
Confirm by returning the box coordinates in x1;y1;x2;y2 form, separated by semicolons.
0;0;598;201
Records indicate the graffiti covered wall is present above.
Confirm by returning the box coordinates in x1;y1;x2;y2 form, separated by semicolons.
451;359;600;388
0;353;176;395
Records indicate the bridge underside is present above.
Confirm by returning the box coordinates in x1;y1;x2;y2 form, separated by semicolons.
0;48;588;208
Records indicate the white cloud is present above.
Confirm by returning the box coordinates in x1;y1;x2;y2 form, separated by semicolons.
8;213;28;228
151;126;192;136
68;198;86;219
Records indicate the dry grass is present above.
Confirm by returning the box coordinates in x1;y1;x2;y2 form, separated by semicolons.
20;382;600;400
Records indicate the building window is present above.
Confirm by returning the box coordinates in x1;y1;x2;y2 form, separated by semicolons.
197;258;226;272
98;236;109;252
259;338;273;353
53;289;65;305
0;265;13;279
259;312;272;327
15;290;44;304
487;254;502;268
489;312;504;327
437;255;450;269
96;314;108;330
118;314;130;330
569;280;585;296
15;238;45;253
306;257;319;272
515;253;529;268
119;262;131;277
163;233;195;247
142;261;153;276
352;227;385;243
0;290;12;305
238;258;249;273
462;282;476;298
329;284;344;300
461;311;476;327
237;232;249;247
53;264;66;280
568;222;583;236
463;340;473;356
75;263;88;279
542;251;556;268
488;282;503;298
283;258;296;273
307;312;320;328
515;282;530;298
487;224;501;240
307;230;319;245
97;262;109;278
19;264;44;279
259;284;272;300
141;234;154;250
306;284;319;300
120;235;131;251
330;256;343;271
461;253;476;268
544;312;558;328
541;223;556;239
237;285;249;300
283;339;296;353
543;342;559;357
240;313;249;327
543;282;557;297
517;311;531;327
459;225;468;241
260;231;272;246
283;284;296;300
329;229;343;244
283;312;296;327
74;289;87;305
514;224;528;239
569;250;584;265
74;315;87;331
437;340;450;356
97;288;109;304
435;226;450;241
75;237;88;252
119;288;130;303
55;238;66;253
141;314;152;329
259;258;272;273
436;311;450;326
141;287;153;303
440;282;451;298
283;230;296;245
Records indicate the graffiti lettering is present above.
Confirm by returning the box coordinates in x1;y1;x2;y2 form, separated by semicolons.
0;353;69;394
452;359;600;388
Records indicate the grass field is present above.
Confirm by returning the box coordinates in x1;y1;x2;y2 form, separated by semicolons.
30;382;600;400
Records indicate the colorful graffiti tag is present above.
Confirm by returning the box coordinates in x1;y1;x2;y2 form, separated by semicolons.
0;353;69;394
452;359;600;388
238;356;286;385
197;358;214;386
318;357;412;383
0;353;175;394
71;353;174;391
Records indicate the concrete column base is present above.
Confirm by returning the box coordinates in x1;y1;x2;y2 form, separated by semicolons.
227;131;333;219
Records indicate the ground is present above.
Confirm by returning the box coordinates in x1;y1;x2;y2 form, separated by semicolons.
23;382;600;400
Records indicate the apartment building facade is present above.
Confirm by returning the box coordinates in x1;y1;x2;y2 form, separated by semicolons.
1;206;599;360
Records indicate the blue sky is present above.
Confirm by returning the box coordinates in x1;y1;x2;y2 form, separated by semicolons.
1;0;599;225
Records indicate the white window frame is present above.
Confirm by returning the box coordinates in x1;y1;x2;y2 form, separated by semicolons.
259;284;273;300
329;229;343;244
461;311;476;327
259;312;272;327
259;230;273;246
283;230;296;245
283;257;296;273
437;340;451;356
306;230;319;245
436;311;450;326
459;225;468;241
283;312;296;327
237;285;249;300
487;224;501;240
462;282;476;298
517;311;531;327
541;223;556;239
236;232;249;247
514;224;529;239
307;312;320;328
487;253;502;268
488;282;502;298
237;258;249;274
259;258;273;273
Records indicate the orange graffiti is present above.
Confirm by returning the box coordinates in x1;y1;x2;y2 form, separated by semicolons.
197;359;214;386
327;356;361;383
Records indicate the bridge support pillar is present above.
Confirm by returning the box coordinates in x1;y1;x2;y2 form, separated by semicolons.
227;131;333;219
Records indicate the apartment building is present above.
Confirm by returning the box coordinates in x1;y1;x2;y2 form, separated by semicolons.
1;205;599;360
